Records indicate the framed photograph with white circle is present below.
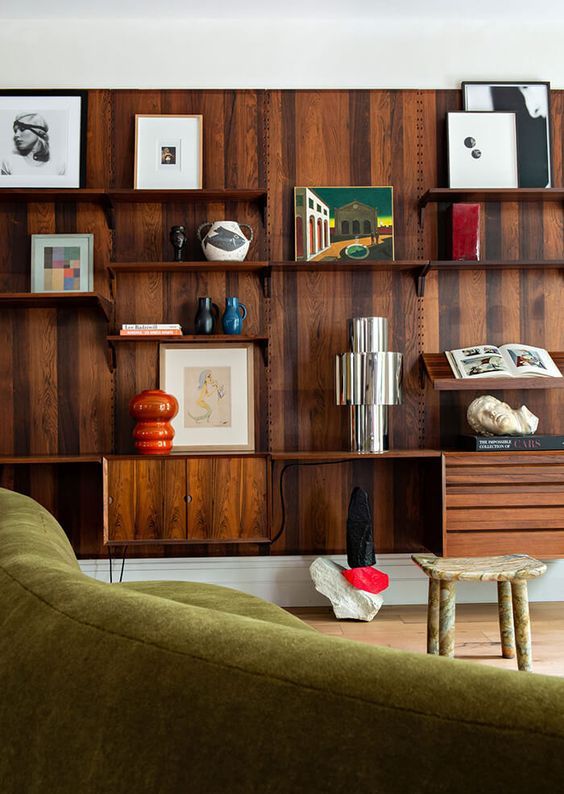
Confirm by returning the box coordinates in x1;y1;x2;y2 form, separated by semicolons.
134;115;203;189
0;90;87;188
447;112;518;189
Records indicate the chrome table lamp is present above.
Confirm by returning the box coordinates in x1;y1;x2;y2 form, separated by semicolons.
336;317;403;453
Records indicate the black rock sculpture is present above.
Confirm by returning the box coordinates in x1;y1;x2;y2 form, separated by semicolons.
346;487;376;569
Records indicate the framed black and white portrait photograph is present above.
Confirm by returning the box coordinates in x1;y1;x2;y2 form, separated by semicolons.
134;115;203;189
447;112;518;189
0;91;87;188
462;81;552;188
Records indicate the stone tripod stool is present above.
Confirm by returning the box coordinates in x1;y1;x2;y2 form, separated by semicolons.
411;554;547;672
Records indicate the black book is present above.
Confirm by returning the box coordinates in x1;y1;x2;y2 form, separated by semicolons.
462;435;564;452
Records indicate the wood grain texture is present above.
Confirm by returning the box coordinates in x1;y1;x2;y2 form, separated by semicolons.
444;452;564;556
186;457;269;542
104;458;187;543
1;87;562;559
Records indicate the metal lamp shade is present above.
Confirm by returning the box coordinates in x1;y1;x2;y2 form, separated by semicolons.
336;352;403;407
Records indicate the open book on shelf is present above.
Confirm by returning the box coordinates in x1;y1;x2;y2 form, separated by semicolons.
445;343;562;380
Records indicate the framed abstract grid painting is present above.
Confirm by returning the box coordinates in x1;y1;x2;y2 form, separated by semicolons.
31;234;94;293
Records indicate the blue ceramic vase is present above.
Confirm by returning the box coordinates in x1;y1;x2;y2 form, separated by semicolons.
222;296;247;335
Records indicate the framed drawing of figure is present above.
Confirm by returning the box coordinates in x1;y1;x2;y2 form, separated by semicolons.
159;343;254;451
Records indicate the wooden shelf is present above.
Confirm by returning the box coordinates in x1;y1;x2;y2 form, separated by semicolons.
429;260;564;272
0;187;267;228
108;334;268;343
270;450;441;460
107;187;266;202
270;260;424;273
0;292;113;321
419;188;564;209
416;260;564;296
108;261;268;275
0;188;106;202
0;455;102;464
422;353;564;391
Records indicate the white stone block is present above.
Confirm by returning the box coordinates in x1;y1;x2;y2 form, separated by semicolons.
309;557;384;621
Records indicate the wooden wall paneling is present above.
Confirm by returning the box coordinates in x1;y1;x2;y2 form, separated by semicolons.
0;313;15;453
0;203;28;292
0;463;103;557
85;89;112;187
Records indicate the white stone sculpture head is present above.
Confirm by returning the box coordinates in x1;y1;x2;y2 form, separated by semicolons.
467;395;539;436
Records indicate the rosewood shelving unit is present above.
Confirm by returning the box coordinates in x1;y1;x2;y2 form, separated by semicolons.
0;291;113;321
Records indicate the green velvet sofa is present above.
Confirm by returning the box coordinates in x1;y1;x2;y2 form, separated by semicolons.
1;487;564;793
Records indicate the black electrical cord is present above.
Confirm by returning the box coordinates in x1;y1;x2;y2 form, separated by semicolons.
271;459;351;545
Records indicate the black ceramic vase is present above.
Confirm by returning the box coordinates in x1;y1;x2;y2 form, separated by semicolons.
194;297;220;335
169;225;187;262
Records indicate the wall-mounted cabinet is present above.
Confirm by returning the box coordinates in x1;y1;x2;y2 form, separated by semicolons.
103;455;269;546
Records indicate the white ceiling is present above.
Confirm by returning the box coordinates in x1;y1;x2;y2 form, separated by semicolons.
1;0;563;19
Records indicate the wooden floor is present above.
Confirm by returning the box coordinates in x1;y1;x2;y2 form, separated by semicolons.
289;602;564;677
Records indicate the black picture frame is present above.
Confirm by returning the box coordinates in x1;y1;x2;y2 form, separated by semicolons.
0;89;88;188
462;81;552;188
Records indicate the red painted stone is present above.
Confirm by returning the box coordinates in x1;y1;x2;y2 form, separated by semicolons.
342;566;389;594
129;389;179;455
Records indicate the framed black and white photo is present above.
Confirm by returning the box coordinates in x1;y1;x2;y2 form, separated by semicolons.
447;112;518;189
462;81;552;188
134;115;203;189
31;234;94;293
0;91;87;188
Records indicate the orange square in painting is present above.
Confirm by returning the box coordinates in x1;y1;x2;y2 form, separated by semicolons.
64;268;74;277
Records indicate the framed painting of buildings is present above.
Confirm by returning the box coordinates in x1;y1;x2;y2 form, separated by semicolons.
294;186;394;262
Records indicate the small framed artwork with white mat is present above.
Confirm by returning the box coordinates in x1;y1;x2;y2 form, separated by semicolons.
447;112;518;189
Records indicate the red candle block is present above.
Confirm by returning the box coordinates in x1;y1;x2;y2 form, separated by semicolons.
451;203;480;261
129;389;179;455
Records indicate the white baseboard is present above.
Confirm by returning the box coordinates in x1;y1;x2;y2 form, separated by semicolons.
79;554;564;607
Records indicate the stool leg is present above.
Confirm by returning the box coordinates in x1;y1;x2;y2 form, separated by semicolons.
439;581;456;658
427;579;440;655
497;580;515;659
511;580;532;672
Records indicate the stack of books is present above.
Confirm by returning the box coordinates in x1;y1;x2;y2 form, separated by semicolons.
119;324;183;336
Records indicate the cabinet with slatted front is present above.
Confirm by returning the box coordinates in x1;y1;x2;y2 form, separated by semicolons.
443;452;564;558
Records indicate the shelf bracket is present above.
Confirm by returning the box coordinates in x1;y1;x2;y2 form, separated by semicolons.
260;267;271;299
418;201;426;227
106;340;117;373
102;195;116;230
107;267;116;301
416;262;431;298
259;339;269;368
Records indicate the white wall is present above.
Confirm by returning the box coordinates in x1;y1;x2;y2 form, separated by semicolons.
81;554;564;606
0;18;562;89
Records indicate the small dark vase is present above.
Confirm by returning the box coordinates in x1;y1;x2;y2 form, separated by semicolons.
194;297;220;335
170;225;187;262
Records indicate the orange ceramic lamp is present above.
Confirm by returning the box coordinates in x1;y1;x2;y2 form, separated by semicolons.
129;389;179;455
